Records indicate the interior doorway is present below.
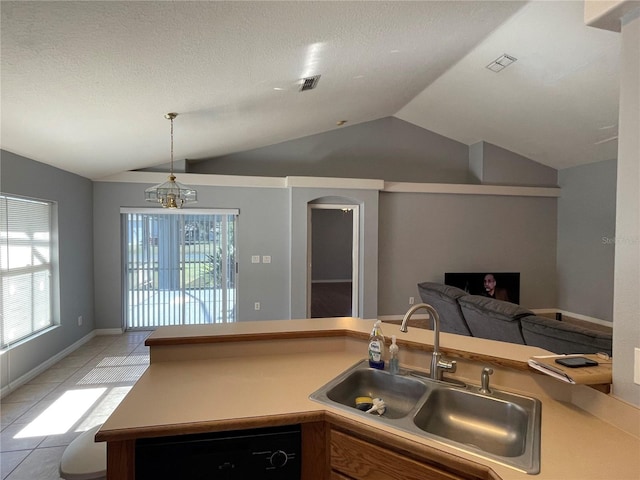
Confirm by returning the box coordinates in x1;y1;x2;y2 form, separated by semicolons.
307;204;359;318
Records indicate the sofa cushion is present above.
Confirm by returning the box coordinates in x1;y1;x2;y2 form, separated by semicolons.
458;295;532;344
417;282;471;336
521;315;612;355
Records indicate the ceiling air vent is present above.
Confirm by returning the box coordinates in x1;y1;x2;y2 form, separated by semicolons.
486;54;517;72
300;75;321;92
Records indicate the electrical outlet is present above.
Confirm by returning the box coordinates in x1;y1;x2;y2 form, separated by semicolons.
634;348;640;386
251;255;260;264
262;255;271;264
254;302;261;311
78;315;83;326
409;297;415;305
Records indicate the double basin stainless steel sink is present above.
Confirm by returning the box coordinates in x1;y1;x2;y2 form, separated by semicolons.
309;360;541;474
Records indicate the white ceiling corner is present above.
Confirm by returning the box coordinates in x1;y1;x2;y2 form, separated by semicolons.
396;1;621;170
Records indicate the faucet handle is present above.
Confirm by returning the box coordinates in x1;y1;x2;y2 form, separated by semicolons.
439;358;457;373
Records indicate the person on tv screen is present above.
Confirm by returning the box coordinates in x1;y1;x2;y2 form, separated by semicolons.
483;273;510;302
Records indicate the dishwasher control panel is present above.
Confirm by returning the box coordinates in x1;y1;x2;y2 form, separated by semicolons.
136;424;301;479
253;448;297;470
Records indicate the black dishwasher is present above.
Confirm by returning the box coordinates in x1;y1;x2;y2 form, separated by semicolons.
135;424;301;480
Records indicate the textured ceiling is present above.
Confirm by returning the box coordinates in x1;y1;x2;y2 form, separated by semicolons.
0;1;620;180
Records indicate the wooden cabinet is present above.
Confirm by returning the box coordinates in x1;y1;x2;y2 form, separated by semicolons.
331;471;355;480
302;421;330;479
107;419;492;480
329;429;469;480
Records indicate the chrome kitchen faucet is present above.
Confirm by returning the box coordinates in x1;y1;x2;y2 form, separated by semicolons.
400;303;456;381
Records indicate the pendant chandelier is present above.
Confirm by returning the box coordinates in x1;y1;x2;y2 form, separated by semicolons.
145;113;197;208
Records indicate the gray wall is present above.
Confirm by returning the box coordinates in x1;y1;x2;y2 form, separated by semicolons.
0;151;94;392
190;117;472;184
611;11;640;407
95;183;380;326
311;209;353;282
557;159;616;322
469;141;558;187
7;114;623;399
93;182;291;328
378;192;558;314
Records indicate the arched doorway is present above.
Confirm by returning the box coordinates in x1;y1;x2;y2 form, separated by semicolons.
307;203;360;318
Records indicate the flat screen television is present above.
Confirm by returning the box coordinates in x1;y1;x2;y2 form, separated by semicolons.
444;272;520;304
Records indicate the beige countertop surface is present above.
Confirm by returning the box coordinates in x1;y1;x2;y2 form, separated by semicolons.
99;318;640;480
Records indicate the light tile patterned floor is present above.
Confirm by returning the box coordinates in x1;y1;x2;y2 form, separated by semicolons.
1;332;151;480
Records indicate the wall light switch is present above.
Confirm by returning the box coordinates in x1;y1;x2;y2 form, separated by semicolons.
251;255;260;264
262;255;271;264
634;348;640;386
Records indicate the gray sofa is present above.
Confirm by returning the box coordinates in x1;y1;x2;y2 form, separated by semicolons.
416;282;471;336
520;315;613;355
417;282;612;355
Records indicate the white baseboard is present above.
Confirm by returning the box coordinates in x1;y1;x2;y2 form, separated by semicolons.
1;331;97;399
531;309;612;327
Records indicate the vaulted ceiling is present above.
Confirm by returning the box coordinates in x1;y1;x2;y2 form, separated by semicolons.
0;1;620;180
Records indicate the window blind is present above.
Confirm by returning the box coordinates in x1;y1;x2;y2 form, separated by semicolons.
122;211;237;329
0;195;54;348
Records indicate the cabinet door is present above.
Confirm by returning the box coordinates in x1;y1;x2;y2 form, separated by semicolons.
330;430;464;480
331;471;356;480
302;421;330;480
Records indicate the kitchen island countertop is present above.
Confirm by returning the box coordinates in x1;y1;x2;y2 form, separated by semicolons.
97;317;640;480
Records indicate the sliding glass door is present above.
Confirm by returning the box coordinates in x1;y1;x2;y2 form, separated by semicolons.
122;209;237;329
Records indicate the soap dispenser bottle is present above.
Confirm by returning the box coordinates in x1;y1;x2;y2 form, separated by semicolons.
368;320;385;370
389;335;400;375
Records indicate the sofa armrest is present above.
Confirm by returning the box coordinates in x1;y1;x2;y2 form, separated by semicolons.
417;282;467;303
417;282;471;336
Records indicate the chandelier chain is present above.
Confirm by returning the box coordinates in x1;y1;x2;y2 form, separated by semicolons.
144;112;197;208
170;115;174;177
